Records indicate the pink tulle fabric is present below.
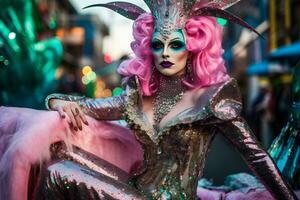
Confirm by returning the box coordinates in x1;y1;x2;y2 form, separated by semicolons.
118;14;229;96
0;106;143;200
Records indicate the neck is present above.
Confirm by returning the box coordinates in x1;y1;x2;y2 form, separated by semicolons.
153;74;186;126
157;74;186;96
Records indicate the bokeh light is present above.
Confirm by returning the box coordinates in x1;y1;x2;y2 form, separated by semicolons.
48;18;57;30
55;67;64;80
96;79;106;89
87;71;97;81
81;66;97;85
103;89;112;97
104;54;112;64
4;60;9;66
8;32;16;40
82;76;89;85
217;18;228;26
281;74;293;84
82;65;92;76
112;87;124;96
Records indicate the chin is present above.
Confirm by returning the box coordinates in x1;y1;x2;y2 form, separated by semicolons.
157;69;176;76
157;67;184;77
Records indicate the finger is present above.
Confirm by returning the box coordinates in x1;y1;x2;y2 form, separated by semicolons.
65;108;78;131
75;115;82;131
62;107;71;124
75;107;80;115
75;106;87;128
71;107;82;131
77;108;88;125
57;107;66;119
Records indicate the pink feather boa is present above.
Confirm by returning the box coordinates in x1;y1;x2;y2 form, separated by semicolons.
0;106;143;200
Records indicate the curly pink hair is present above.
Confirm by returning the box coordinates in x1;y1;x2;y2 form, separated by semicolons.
117;13;229;96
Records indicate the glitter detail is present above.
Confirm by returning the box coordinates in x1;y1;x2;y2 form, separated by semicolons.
124;77;242;199
83;0;263;38
45;93;125;120
192;6;263;37
153;75;186;129
144;0;196;37
142;0;242;36
83;2;146;20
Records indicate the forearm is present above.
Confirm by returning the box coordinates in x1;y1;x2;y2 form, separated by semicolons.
45;93;125;120
217;117;297;200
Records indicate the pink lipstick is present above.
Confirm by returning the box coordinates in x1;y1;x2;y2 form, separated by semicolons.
160;61;174;68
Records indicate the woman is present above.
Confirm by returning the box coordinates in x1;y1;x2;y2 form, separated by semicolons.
0;0;297;199
41;1;297;199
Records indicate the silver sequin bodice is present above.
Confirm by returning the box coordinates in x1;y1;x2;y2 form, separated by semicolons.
123;77;241;199
43;76;297;200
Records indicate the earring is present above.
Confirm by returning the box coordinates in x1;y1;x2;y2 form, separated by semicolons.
150;64;155;83
186;56;194;82
150;64;159;89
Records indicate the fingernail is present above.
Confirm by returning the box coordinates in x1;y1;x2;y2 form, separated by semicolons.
75;108;79;114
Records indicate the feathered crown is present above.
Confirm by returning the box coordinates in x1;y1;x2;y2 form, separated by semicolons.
83;0;261;37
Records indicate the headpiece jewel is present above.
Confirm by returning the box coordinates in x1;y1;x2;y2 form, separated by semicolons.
83;0;262;37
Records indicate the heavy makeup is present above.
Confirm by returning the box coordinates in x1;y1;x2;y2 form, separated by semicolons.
151;29;189;76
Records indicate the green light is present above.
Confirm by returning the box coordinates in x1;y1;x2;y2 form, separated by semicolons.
48;19;57;30
87;71;97;81
0;56;4;62
8;32;16;40
112;87;124;96
4;60;9;66
217;18;228;26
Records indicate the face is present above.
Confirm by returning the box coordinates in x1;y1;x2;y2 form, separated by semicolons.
151;30;189;77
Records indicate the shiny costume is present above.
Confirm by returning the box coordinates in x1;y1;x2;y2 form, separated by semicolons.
269;62;300;189
41;77;297;200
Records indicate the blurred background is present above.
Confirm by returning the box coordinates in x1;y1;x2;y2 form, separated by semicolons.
0;0;300;184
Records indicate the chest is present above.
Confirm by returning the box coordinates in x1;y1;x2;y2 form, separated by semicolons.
141;88;205;130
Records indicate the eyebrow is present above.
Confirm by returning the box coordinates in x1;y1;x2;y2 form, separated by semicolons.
151;38;163;43
152;37;183;43
170;37;184;43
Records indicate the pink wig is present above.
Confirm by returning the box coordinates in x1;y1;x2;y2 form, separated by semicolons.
118;13;229;96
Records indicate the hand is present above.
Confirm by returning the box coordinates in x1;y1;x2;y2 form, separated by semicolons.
49;99;88;131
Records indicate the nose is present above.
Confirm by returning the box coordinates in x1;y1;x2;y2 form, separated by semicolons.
162;47;170;59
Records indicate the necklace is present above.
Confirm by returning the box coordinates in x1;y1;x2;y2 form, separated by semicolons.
153;75;186;128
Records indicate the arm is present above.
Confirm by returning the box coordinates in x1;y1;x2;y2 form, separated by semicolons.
209;78;297;200
215;117;297;200
45;93;125;121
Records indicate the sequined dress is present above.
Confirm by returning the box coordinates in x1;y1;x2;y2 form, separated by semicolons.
39;77;297;200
